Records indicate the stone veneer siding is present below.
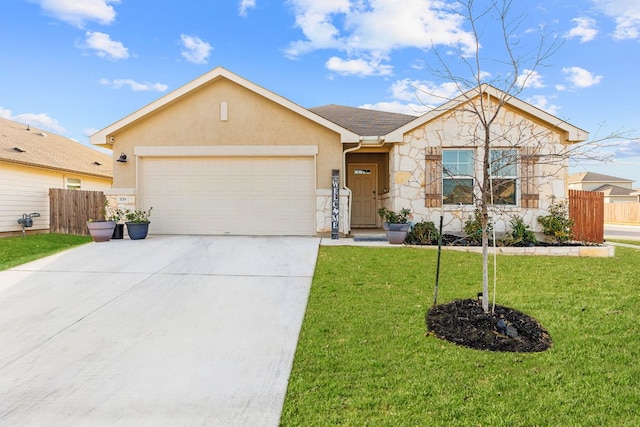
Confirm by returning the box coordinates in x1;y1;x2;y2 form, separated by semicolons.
389;106;569;234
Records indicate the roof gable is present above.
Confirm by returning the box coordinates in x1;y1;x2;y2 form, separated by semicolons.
592;184;637;197
386;85;589;143
569;171;634;184
0;117;112;179
90;67;361;146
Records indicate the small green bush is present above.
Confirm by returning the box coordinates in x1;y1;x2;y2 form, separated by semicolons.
377;207;412;224
503;215;537;247
406;220;439;245
463;209;492;244
537;198;573;243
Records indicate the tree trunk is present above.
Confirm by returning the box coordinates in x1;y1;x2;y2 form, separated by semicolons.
481;128;491;313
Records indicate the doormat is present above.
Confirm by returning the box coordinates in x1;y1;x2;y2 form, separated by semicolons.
352;235;388;242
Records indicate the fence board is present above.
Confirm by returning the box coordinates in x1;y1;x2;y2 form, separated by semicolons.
49;188;105;235
569;189;604;243
604;202;640;224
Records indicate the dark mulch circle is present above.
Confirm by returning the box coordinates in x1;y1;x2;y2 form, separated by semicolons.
426;299;552;352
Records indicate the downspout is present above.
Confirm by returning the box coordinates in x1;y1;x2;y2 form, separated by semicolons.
342;136;387;235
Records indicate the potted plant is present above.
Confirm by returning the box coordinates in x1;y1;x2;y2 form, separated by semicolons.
104;200;125;239
125;207;153;240
378;207;412;244
86;218;116;242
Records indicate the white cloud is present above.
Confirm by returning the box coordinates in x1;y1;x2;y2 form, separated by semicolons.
516;69;545;89
99;78;168;92
325;56;393;76
525;95;560;116
239;0;256;17
0;106;66;133
390;79;462;106
83;31;129;60
39;0;119;28
359;78;462;116
565;17;598;43
358;101;425;116
180;34;212;64
592;0;640;40
285;0;476;76
562;66;603;88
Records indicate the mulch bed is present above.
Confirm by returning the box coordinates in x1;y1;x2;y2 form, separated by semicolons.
426;299;552;352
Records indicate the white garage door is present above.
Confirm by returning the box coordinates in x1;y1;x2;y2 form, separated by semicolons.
139;156;316;235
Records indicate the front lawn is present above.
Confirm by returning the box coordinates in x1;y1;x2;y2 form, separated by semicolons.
0;233;92;271
281;246;640;426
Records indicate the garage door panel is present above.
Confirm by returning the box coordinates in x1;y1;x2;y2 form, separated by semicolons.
140;157;315;236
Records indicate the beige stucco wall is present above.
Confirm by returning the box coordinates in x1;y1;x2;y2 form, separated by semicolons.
389;99;571;234
109;78;343;190
0;162;112;234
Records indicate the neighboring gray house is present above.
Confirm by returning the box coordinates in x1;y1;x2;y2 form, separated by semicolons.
569;172;639;203
0;117;113;236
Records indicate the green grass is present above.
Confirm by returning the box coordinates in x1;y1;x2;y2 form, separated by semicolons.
281;246;640;426
607;238;640;246
0;233;92;271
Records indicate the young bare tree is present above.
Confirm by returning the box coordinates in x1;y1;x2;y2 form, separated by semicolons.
420;0;625;312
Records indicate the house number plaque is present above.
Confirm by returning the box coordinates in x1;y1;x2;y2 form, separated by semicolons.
331;169;340;239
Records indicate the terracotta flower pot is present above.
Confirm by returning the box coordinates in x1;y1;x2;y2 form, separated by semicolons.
86;220;116;242
384;222;410;244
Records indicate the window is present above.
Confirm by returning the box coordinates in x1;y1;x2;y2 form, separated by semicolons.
442;149;474;205
490;149;518;205
66;178;81;190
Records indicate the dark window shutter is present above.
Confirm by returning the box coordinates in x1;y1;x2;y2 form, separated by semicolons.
425;147;442;207
521;147;539;208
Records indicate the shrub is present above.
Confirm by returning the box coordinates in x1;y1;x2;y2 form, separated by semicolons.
406;220;439;245
377;207;412;224
538;198;573;243
464;209;492;244
504;215;537;247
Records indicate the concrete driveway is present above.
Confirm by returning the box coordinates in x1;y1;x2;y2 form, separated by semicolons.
0;235;319;426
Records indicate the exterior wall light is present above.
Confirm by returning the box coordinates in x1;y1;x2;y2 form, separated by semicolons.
117;153;128;163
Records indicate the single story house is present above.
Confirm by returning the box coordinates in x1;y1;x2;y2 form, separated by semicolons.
569;172;639;203
90;67;588;237
0;117;113;236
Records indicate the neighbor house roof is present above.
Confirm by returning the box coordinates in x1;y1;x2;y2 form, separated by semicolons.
309;104;417;137
90;67;362;146
386;84;589;143
592;184;637;197
568;172;634;184
0;117;112;179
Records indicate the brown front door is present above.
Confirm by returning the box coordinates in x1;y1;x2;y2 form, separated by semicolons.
349;163;378;227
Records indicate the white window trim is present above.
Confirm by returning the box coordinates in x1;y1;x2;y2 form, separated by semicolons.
442;148;475;205
489;148;519;206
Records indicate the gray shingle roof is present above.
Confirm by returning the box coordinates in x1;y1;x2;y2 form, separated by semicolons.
309;104;417;136
0;117;113;179
592;184;636;197
569;171;633;184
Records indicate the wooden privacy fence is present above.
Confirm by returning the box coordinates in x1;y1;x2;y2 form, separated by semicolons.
49;188;106;235
569;189;604;243
604;202;640;224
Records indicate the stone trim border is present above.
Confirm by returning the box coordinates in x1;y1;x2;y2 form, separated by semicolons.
321;238;615;257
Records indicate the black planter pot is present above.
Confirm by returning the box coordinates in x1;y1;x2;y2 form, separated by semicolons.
126;222;150;240
112;223;124;239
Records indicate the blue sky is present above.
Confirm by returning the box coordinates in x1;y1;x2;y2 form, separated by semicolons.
2;0;639;183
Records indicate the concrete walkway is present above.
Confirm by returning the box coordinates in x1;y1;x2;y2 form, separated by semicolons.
0;236;319;426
